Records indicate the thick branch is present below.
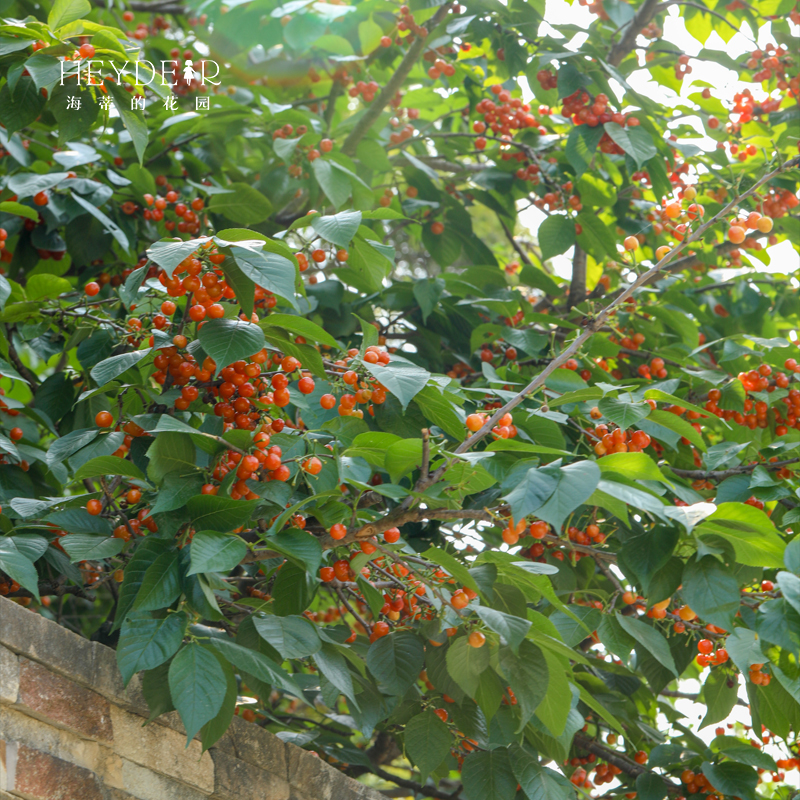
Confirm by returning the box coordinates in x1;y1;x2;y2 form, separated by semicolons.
7;338;39;388
608;0;661;66
341;3;451;156
574;733;682;793
567;245;587;309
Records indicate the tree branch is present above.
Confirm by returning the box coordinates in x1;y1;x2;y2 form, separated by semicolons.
574;732;682;793
341;3;451;156
408;156;799;499
567;244;587;309
670;457;799;481
497;214;534;267
608;0;662;66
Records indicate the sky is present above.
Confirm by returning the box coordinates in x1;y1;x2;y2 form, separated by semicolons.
517;0;800;280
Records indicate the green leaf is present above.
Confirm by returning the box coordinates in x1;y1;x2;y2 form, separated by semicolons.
262;529;322;574
142;662;175;721
198;318;266;374
168;643;227;744
117;612;186;686
422;546;480;594
209;183;272;225
404;711;452;783
0;201;38;221
681;556;740;630
0;36;35;57
60;534;124;562
311;210;362;248
315;643;358;705
228;244;297;309
603;122;658;168
784;536;800;573
534;460;601;533
200;656;237;752
205;636;300;696
312;159;351;209
700;761;757;800
0;77;46;135
253;614;322;659
0;537;40;598
614;612;677;677
147;432;197;483
147;236;212;279
48;0;90;29
636;773;667;800
188;530;247;576
511;744;574;800
700;663;738;728
503;464;560;520
646;409;707;451
187;495;258;533
534;649;572;737
498;640;548;728
113;538;172;630
597;452;664;484
565;125;604;178
575;211;618;260
220;257;255;317
537;215;575;262
445;635;490;697
260;313;338;348
73;456;146;483
461;747;518;800
597;396;651;428
475;606;531;653
777;570;800;616
106;80;148;165
90;348;150;384
367;631;424;695
696;503;785;567
557;62;591;98
413;277;446;323
365;361;430;410
133;549;182;612
711;737;777;771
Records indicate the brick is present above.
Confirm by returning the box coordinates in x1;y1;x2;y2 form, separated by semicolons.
109;706;214;793
90;644;149;720
0;707;114;783
215;718;287;777
285;746;357;800
0;598;94;687
210;749;289;800
0;647;18;704
17;659;112;742
119;759;210;800
5;742;104;800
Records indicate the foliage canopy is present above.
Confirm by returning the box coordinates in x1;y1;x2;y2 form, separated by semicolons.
0;0;798;797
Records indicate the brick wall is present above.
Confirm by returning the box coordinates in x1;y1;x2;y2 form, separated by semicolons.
0;597;385;800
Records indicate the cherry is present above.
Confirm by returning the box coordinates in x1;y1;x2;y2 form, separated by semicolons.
468;631;486;648
95;411;114;428
384;526;401;543
86;499;103;515
330;523;347;540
